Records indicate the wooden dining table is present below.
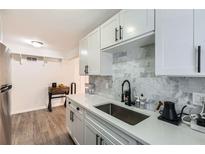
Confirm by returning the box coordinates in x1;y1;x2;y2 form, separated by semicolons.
48;86;69;112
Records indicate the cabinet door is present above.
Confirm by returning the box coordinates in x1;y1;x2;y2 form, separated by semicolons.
194;10;205;74
155;10;195;76
66;104;71;134
79;37;88;75
69;111;75;139
87;28;101;75
84;120;114;145
100;14;120;49
84;121;99;145
119;9;154;41
72;113;84;145
99;136;114;145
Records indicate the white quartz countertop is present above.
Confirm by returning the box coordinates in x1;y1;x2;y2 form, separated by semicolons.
67;94;205;145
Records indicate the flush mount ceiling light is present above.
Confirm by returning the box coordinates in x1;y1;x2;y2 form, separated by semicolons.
31;41;44;48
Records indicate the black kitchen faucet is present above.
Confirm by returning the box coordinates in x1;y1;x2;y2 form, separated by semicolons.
121;80;132;106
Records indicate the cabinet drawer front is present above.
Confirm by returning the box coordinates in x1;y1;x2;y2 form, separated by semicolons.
67;99;84;119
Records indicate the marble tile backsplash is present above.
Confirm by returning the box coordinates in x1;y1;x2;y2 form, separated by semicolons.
89;43;205;111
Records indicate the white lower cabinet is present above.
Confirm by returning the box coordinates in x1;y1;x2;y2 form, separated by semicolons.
84;121;99;145
72;113;84;145
66;104;71;135
66;100;84;145
84;120;114;145
66;99;142;145
85;112;137;145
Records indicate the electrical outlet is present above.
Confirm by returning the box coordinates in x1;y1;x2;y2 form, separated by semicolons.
193;92;205;106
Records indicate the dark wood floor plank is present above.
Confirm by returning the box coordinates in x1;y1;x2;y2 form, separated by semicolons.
11;106;74;145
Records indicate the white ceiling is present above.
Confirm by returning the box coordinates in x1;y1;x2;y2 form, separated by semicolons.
1;9;119;58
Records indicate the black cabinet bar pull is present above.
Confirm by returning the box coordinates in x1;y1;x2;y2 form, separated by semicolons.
70;111;74;122
198;46;201;73
100;137;103;145
70;111;72;121
84;65;88;75
84;65;88;74
115;28;118;42
96;134;99;145
119;25;123;40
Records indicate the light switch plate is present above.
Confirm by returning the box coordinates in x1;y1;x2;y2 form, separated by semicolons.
193;92;205;106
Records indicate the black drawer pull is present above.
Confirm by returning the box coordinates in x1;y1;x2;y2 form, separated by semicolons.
76;107;80;111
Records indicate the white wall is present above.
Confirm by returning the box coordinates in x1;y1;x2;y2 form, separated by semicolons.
63;47;79;59
10;56;88;114
0;12;3;42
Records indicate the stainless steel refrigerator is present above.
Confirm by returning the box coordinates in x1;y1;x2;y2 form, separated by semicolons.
0;42;12;145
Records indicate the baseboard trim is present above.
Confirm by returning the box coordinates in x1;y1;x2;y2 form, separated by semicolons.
11;103;64;115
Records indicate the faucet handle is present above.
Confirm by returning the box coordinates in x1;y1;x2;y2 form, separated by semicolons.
121;93;124;102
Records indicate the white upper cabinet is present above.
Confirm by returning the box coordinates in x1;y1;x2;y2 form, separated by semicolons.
194;10;205;74
79;27;112;76
155;10;195;76
100;14;120;49
79;37;88;75
119;9;154;41
87;28;101;75
100;9;155;50
156;9;205;76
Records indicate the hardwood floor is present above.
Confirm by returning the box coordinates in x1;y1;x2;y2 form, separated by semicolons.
12;106;75;145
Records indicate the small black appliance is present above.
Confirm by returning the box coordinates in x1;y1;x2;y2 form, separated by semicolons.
158;101;186;125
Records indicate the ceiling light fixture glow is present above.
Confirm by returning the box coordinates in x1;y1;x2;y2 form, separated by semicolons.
31;41;44;48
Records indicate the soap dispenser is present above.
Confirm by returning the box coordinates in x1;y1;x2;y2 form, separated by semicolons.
139;94;146;109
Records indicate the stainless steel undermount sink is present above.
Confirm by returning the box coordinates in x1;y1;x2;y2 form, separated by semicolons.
95;103;149;125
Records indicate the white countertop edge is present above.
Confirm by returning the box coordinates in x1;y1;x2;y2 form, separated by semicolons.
67;94;205;145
